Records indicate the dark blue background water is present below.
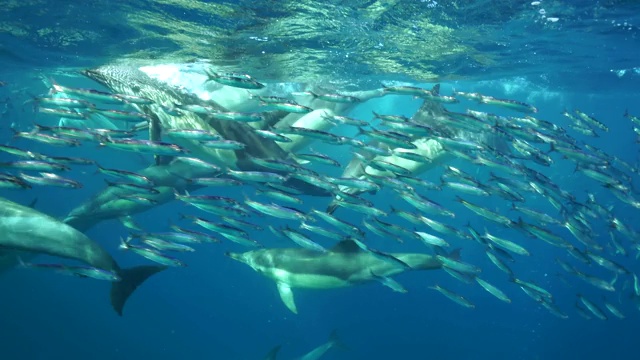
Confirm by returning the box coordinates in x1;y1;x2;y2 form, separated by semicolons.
1;0;640;357
1;72;639;360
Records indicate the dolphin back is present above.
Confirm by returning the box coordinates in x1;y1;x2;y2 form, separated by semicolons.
0;198;118;270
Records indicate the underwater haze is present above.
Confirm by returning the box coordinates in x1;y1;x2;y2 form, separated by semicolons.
1;1;640;359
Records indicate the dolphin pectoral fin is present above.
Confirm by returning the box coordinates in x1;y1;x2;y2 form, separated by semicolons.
110;265;167;316
276;282;298;314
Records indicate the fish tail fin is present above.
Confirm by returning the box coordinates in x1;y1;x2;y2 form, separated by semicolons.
431;83;440;96
118;236;130;250
321;114;337;125
355;126;368;138
547;142;556;154
290;153;311;165
22;93;39;111
9;127;20;139
177;213;189;221
246;90;257;100
448;248;462;261
17;256;27;268
203;67;216;81
325;200;339;215
110;265;167;316
573;163;581;173
168;171;193;184
32;123;48;133
48;77;60;94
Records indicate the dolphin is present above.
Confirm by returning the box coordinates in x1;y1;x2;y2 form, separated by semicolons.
63;157;214;232
298;330;344;360
0;197;165;315
63;65;338;231
81;65;293;169
226;239;443;314
272;86;386;154
65;64;390;231
325;94;509;213
263;345;282;360
261;330;344;360
326;98;453;214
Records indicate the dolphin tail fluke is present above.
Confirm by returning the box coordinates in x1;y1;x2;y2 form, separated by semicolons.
276;282;298;314
110;265;167;316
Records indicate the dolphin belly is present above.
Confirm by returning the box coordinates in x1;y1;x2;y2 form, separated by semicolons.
265;268;352;289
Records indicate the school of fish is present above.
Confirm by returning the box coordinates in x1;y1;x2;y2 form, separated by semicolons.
2;63;640;325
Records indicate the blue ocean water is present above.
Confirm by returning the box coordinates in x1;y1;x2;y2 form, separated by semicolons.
1;1;640;360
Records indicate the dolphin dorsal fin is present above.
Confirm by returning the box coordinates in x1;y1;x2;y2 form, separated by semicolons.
331;239;361;253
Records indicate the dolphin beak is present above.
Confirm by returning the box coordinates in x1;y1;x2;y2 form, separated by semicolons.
225;252;242;262
81;69;106;85
81;69;96;78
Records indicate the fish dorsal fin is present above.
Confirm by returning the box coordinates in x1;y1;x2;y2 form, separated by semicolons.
276;282;297;314
331;239;361;253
